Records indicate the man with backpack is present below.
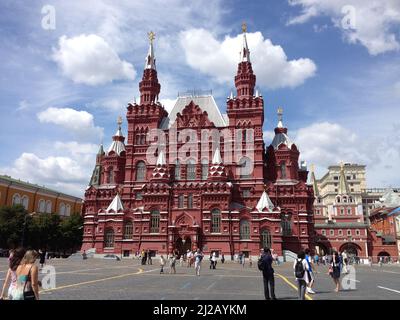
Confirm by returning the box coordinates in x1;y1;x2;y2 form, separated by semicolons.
294;250;310;300
258;248;277;300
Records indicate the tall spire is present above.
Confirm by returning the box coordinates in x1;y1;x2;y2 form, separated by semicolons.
310;164;319;197
277;106;284;128
139;31;161;105
145;31;156;70
235;22;256;98
240;22;251;62
338;161;350;195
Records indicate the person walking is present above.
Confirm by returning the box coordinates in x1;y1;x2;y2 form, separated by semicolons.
14;250;40;300
294;250;309;300
341;251;348;274
221;254;225;264
147;250;152;265
304;248;316;294
39;249;46;269
0;248;26;300
160;255;166;274
141;249;146;265
187;250;193;268
194;249;203;276
211;252;217;270
329;251;341;292
258;248;276;300
180;254;184;267
169;252;177;274
314;254;319;266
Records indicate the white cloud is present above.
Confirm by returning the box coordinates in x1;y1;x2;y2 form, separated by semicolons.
292;121;400;187
287;0;400;55
180;29;316;89
37;107;104;141
52;34;136;85
0;140;100;198
160;98;178;113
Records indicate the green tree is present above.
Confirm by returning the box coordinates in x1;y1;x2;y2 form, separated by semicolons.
0;205;27;248
59;213;84;254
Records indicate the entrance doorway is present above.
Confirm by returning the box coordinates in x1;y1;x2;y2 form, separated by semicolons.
175;237;192;257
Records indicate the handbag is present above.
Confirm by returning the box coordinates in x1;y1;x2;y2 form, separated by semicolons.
12;266;35;300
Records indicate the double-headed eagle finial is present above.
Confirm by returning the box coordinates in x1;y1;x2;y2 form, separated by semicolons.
241;22;247;33
148;31;155;44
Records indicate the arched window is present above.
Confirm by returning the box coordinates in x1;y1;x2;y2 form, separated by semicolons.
38;199;46;213
140;135;145;145
281;214;292;236
188;194;193;209
46;201;52;213
280;162;287;179
260;229;272;249
65;204;71;216
124;222;133;239
178;195;184;208
336;196;341;203
175;159;181;180
136;161;146;181
21;196;29;210
239;157;252;179
201;159;208;180
104;228;115;248
187;159;196;180
59;203;66;216
240;220;250;239
150;210;160;233
12;193;21;206
108;167;114;184
211;209;221;233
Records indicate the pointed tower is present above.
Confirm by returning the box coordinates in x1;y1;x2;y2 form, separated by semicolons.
338;161;350;195
139;31;161;105
310;164;320;198
209;147;227;180
103;117;127;185
266;107;300;182
234;23;256;98
227;23;264;186
89;144;105;186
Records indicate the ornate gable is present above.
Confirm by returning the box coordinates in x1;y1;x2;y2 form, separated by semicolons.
175;101;214;128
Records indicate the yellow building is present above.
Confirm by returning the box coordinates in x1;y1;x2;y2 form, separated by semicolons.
0;175;83;216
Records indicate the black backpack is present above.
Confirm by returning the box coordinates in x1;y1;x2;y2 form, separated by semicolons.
295;259;305;278
257;258;264;271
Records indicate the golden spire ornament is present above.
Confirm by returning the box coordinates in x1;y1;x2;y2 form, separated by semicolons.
277;107;283;121
148;31;155;44
117;116;123;127
241;22;247;33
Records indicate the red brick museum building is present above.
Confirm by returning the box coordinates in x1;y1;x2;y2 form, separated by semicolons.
81;29;315;258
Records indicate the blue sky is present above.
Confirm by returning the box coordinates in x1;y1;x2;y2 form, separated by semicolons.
0;0;399;197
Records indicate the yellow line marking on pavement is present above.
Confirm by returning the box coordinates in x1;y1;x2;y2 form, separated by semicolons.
39;268;151;293
276;274;312;300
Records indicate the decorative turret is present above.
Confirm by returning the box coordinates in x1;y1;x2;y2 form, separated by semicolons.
271;107;293;150
266;107;300;182
107;117;126;156
209;147;227;180
152;150;170;181
234;23;256;98
139;31;161;105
